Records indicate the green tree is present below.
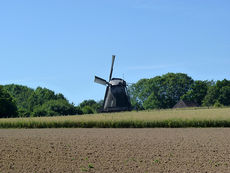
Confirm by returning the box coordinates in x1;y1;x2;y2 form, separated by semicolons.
158;73;193;108
18;107;30;117
79;99;102;113
80;99;97;108
0;85;18;118
128;78;149;110
143;92;161;109
32;99;79;116
81;106;94;114
74;106;83;115
202;86;218;106
29;87;61;107
181;80;209;106
3;84;34;111
203;79;230;106
3;84;76;116
218;86;230;105
129;73;194;109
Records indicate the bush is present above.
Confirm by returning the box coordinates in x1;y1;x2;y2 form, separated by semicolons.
18;108;30;117
32;107;48;117
79;99;102;113
82;106;94;114
32;99;79;117
75;106;83;115
214;101;224;108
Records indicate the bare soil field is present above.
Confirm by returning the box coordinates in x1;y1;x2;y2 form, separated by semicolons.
1;129;230;173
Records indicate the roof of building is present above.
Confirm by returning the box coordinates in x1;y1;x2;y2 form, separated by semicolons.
173;100;198;108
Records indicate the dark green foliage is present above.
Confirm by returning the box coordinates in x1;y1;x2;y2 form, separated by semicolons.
0;85;18;117
32;99;78;116
28;87;67;112
128;78;147;110
213;101;224;108
80;99;97;107
129;73;194;109
81;106;94;114
2;74;230;117
75;106;83;115
181;80;209;106
79;99;103;113
18;107;30;117
203;79;230;106
1;84;102;117
143;93;161;110
34;87;59;103
3;84;34;111
32;106;49;116
3;84;80;117
158;73;194;108
129;74;230;109
219;86;230;105
202;86;219;106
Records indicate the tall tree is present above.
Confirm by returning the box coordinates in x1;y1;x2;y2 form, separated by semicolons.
3;84;34;110
203;79;230;106
3;84;74;116
0;85;18;118
181;80;209;106
218;86;230;105
129;73;194;109
128;78;149;110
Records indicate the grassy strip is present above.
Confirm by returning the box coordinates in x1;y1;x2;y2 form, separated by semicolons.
1;119;230;128
1;107;230;128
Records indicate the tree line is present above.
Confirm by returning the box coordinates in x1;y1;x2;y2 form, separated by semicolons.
0;84;102;118
1;73;230;118
128;73;230;110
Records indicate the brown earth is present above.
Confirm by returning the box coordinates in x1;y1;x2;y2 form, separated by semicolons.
1;128;230;173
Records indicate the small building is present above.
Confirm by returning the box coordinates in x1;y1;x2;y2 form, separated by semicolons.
173;100;198;109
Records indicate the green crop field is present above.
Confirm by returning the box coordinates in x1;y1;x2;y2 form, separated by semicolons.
1;107;230;128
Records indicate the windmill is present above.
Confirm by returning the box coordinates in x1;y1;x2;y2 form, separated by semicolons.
94;55;131;112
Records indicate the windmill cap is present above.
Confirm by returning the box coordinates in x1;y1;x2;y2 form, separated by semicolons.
109;78;127;86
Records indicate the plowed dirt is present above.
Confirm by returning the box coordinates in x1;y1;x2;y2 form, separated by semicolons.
1;128;230;173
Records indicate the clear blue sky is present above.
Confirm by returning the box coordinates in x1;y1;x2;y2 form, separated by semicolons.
0;0;230;105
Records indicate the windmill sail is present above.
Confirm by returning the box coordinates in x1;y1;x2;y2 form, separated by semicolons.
109;55;115;81
94;76;108;86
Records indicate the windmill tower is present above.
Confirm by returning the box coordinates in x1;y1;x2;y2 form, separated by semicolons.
94;55;131;112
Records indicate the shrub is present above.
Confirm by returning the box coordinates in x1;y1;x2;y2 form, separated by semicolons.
32;99;78;116
214;101;224;108
82;106;94;114
18;108;30;117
